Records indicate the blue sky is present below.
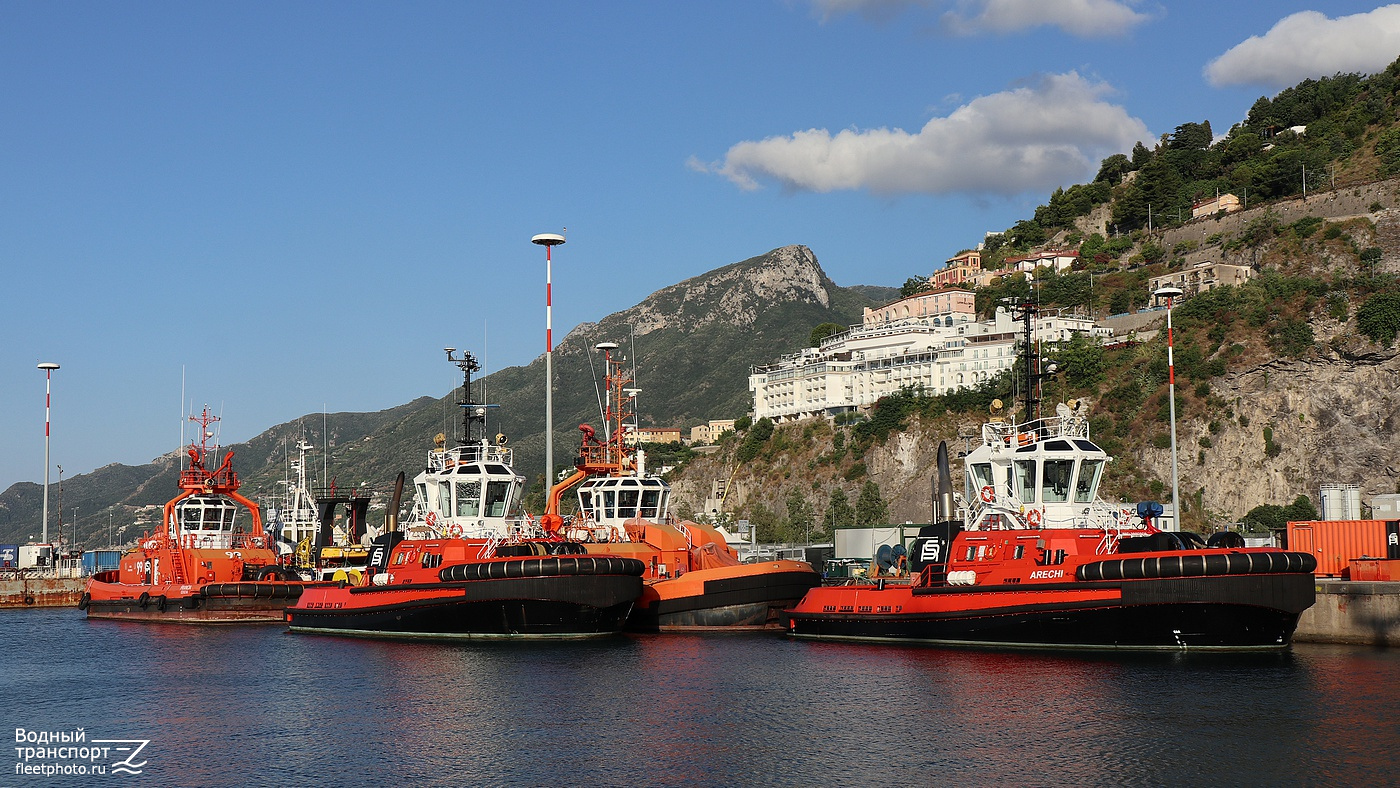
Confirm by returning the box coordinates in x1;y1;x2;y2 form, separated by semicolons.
4;1;1399;492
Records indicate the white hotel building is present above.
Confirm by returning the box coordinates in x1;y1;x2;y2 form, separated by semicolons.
749;288;1104;423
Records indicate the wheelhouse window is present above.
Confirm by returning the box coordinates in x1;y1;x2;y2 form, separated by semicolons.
969;462;993;503
1074;459;1104;503
484;481;511;518
640;489;662;520
1013;460;1036;503
455;481;481;518
1042;459;1074;503
618;488;640;519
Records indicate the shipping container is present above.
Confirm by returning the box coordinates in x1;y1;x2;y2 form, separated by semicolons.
1371;494;1400;520
1349;559;1400;582
0;544;17;568
1286;520;1391;577
17;544;53;569
80;550;122;575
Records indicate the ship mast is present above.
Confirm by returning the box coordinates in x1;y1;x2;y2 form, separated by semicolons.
445;348;486;447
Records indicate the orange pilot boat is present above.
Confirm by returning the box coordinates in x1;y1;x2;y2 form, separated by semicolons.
540;343;820;631
83;408;309;623
786;303;1317;651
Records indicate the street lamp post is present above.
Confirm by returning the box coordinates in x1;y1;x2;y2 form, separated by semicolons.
38;362;59;545
1153;286;1184;529
532;232;566;490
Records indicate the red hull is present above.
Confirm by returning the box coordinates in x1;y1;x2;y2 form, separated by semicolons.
83;577;309;624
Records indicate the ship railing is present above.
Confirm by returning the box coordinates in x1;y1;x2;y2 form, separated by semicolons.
982;415;1089;448
427;443;514;472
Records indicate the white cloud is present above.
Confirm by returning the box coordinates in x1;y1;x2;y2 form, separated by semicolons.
697;72;1149;198
1205;6;1400;88
942;0;1150;37
807;0;1150;37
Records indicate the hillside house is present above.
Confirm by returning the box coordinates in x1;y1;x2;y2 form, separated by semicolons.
1191;193;1242;220
1148;260;1254;298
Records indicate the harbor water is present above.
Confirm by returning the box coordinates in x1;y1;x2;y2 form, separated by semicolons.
3;608;1399;787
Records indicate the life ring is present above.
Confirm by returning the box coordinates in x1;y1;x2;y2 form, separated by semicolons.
425;511;438;528
1027;509;1043;528
985;544;998;560
447;523;464;538
979;485;996;503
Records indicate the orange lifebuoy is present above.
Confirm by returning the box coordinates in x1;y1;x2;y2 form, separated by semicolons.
447;523;464;538
980;485;996;504
985;543;998;560
1027;509;1043;527
426;511;438;528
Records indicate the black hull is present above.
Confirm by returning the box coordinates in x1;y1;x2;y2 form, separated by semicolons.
287;574;641;640
630;569;822;632
789;575;1315;651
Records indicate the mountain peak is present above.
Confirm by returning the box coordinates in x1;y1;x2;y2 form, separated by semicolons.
591;245;831;340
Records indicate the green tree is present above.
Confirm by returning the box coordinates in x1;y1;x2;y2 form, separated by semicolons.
747;502;785;542
1055;333;1106;388
1357;292;1400;346
855;481;888;525
899;277;929;298
809;322;845;347
825;488;855;529
786;489;816;540
735;417;774;462
1095;153;1133;184
1241;503;1286;531
1284;495;1318;522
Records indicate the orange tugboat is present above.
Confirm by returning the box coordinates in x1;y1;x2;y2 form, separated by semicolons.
786;303;1317;650
83;408;308;623
284;349;646;640
540;343;820;631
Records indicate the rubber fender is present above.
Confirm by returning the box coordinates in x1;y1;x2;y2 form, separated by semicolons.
155;595;167;612
1206;531;1247;549
1078;551;1318;581
438;556;647;582
137;591;151;609
77;592;90;610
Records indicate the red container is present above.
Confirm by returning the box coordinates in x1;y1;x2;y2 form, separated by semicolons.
1349;559;1400;581
1286;520;1391;577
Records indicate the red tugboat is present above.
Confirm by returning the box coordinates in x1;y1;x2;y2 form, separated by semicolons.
787;304;1318;651
83;408;307;623
540;343;820;631
285;349;646;640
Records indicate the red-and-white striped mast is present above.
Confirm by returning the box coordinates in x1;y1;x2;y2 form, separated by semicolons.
37;362;60;545
532;232;566;491
1154;286;1183;528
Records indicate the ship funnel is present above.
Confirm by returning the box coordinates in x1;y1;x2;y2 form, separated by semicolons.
387;472;404;533
933;441;955;524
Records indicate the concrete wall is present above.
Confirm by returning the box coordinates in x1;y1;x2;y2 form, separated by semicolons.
1294;580;1400;646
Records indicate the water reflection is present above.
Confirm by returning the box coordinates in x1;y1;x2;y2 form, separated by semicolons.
2;610;1397;787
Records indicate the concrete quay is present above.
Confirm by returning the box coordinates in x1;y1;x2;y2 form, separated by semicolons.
1295;580;1400;647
